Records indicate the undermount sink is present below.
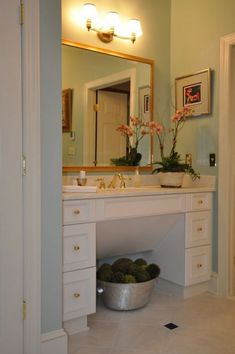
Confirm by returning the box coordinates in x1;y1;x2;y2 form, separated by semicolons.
98;185;160;192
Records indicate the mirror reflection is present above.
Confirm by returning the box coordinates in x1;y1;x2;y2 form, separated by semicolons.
62;41;154;170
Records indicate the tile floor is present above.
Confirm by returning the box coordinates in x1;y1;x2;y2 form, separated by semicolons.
69;291;235;354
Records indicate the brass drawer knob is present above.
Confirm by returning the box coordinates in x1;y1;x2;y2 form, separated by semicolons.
198;200;203;204
197;227;203;232
74;209;80;215
74;293;80;298
197;263;203;268
73;245;80;251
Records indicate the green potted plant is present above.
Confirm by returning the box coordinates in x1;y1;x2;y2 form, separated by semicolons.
148;107;200;187
97;257;160;310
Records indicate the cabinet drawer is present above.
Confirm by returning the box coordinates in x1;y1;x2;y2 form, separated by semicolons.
63;200;95;225
96;194;186;220
185;211;211;248
185;246;211;286
63;267;96;321
63;223;96;272
186;193;212;211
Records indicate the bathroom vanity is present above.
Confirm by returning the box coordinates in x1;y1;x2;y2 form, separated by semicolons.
62;184;214;334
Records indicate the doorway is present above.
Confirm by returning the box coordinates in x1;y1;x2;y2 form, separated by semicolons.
84;68;136;166
218;32;235;297
93;82;130;166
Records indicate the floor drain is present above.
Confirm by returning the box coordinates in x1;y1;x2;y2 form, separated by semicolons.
164;323;178;330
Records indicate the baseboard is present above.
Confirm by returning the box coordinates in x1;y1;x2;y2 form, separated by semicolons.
156;277;210;298
208;272;218;295
41;328;68;354
63;316;89;335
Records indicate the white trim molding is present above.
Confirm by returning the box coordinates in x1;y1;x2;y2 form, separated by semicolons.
41;329;68;354
218;32;235;296
208;272;219;295
23;0;41;353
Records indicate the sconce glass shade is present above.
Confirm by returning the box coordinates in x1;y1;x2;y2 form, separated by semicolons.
83;3;97;21
80;3;142;44
105;11;120;31
127;19;143;37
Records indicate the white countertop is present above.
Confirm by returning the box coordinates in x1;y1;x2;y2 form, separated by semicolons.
62;174;216;200
63;185;215;200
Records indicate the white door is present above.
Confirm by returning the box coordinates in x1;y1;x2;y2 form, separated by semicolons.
97;91;128;165
0;1;23;353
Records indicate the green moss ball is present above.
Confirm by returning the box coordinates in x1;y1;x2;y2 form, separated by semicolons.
135;270;151;282
134;258;148;267
110;272;125;283
146;264;161;279
112;258;134;274
123;274;136;283
97;268;113;282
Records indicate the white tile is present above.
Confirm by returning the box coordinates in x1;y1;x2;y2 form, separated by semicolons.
68;292;235;354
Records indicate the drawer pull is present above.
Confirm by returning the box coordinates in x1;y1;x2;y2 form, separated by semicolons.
197;227;203;232
197;263;203;268
197;200;203;205
74;209;80;215
73;245;80;251
74;293;80;298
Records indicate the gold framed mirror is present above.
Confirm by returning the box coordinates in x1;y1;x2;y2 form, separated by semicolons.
62;39;154;173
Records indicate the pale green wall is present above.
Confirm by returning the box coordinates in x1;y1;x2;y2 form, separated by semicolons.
171;0;235;271
171;0;235;175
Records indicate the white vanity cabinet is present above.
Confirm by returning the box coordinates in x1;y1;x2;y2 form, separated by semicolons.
184;194;212;286
62;200;96;334
62;187;214;332
154;192;212;297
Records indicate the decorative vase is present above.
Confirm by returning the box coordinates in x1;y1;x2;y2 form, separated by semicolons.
128;148;142;166
97;279;155;310
158;172;185;188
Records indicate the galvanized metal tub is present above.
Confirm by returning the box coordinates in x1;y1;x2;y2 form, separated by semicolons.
97;279;155;310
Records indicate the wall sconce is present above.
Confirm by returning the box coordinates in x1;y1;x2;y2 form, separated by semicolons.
82;3;142;44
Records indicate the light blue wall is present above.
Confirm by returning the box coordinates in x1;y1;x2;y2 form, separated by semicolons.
171;0;235;271
40;0;62;333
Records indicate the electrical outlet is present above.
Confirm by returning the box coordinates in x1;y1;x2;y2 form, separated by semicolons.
209;153;216;166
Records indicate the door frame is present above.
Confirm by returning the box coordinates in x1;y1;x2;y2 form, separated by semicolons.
218;32;235;296
84;68;136;165
22;0;41;353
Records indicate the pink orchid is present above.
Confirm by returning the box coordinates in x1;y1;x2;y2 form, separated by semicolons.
116;117;148;149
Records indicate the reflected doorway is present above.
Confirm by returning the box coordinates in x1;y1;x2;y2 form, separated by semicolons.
93;82;130;166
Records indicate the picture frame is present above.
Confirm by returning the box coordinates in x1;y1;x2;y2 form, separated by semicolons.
175;68;211;116
62;88;73;132
138;85;150;121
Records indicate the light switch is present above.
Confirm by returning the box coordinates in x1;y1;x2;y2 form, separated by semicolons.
209;153;216;166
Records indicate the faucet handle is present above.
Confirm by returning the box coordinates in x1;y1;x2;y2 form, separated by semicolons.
118;173;127;188
96;178;106;189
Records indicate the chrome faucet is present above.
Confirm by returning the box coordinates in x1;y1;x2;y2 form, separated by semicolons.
108;173;126;189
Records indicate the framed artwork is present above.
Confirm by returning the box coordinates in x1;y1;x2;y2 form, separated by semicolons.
62;88;73;132
175;68;211;116
138;85;150;121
